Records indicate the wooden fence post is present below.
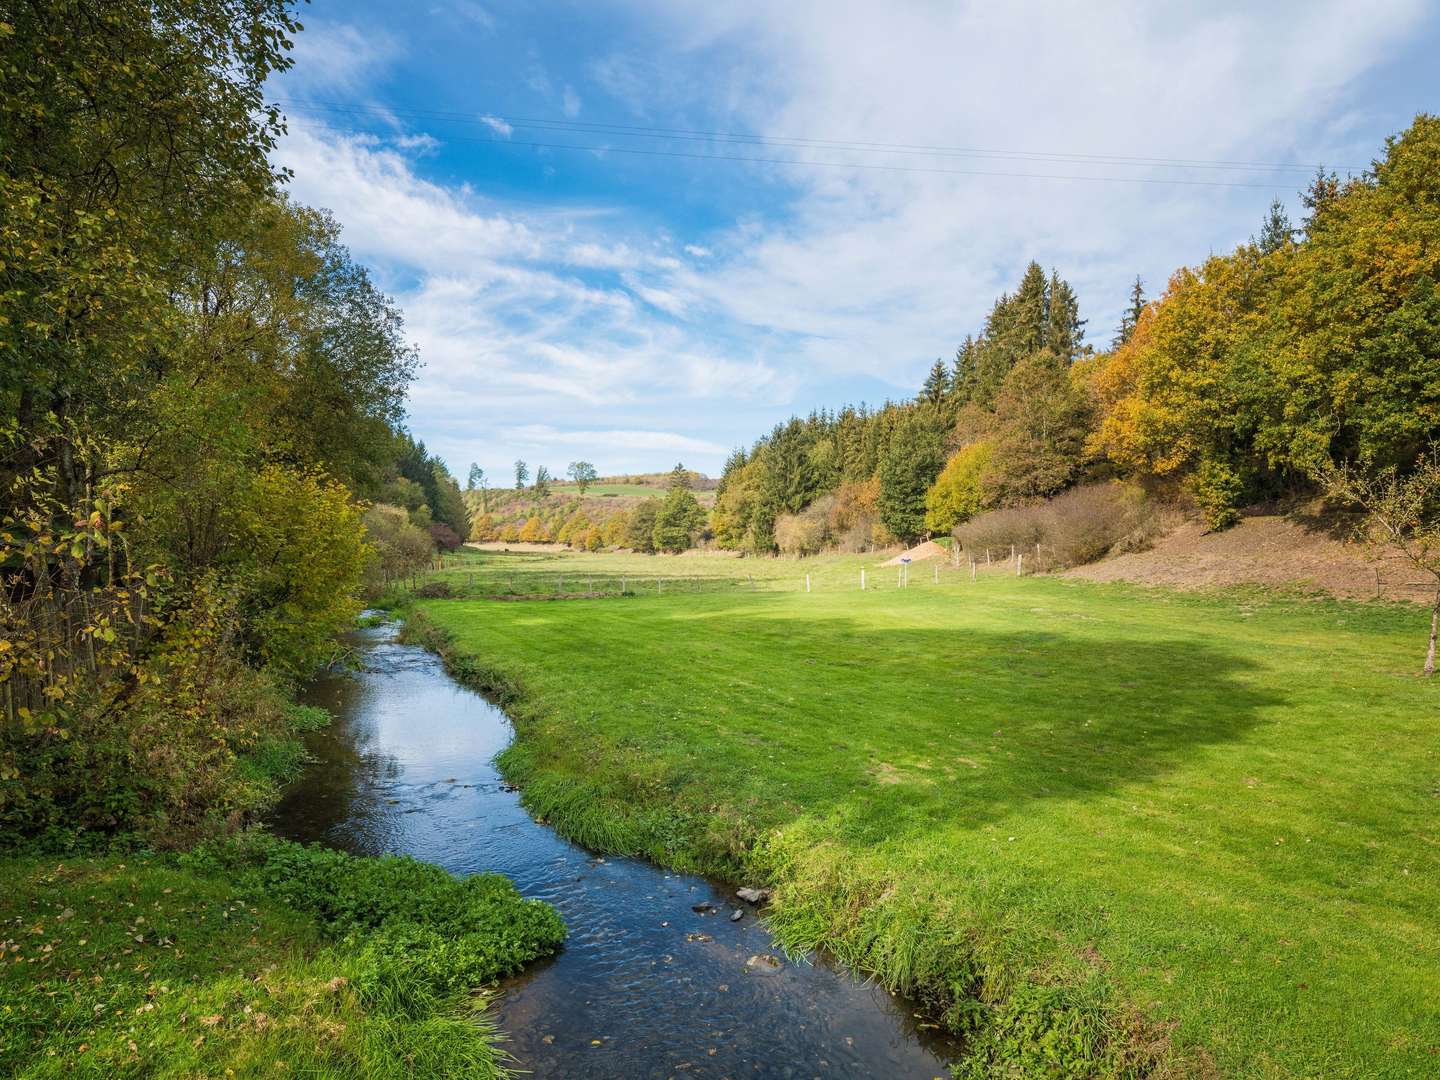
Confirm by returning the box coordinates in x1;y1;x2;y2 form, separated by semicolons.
805;574;811;593
860;568;866;590
1016;553;1023;577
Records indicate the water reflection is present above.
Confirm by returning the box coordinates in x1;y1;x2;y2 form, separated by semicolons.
270;622;958;1079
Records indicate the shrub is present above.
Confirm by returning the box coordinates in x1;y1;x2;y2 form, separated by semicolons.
467;512;497;542
427;522;463;551
363;503;434;591
414;580;455;599
775;494;835;556
953;505;1048;557
236;465;371;678
955;482;1167;568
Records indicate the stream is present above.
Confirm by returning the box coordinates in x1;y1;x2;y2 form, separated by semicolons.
270;621;958;1078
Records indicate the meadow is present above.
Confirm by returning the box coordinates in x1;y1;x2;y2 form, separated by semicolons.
0;838;564;1078
412;546;1439;1078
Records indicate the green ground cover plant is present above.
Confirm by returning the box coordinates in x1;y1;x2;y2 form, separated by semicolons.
413;548;1439;1078
0;835;565;1079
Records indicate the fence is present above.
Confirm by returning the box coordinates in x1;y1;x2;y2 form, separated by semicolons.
404;546;1062;603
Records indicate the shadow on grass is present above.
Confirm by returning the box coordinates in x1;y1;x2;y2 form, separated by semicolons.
511;596;1288;841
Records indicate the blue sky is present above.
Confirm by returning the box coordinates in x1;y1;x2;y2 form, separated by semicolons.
270;0;1439;482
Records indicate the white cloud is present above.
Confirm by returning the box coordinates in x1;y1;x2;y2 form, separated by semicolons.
502;425;728;455
270;3;1429;478
273;116;794;476
479;114;513;138
282;22;399;96
614;0;1426;371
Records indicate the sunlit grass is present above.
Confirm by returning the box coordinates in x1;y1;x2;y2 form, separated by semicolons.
415;555;1439;1077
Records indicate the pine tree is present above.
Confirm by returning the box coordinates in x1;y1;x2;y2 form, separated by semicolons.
920;358;949;405
1112;276;1146;348
1255;198;1293;254
1046;271;1087;361
877;408;946;542
514;459;529;490
950;335;978;403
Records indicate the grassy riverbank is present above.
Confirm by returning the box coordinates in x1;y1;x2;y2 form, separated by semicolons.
413;549;1438;1078
0;836;564;1078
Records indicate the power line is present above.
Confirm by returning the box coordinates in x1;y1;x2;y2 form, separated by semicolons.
286;111;1302;190
278;96;1364;176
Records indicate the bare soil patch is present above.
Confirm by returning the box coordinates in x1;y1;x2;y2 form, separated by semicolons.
1065;511;1429;602
881;540;948;566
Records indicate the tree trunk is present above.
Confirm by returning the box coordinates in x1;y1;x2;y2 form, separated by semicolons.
1426;589;1438;677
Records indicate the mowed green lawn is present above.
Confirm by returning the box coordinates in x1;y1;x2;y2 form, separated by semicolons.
416;552;1438;1077
548;482;717;503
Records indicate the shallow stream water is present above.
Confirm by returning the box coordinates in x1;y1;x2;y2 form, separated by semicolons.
270;621;958;1079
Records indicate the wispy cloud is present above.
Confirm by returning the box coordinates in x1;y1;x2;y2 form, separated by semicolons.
479;114;513;138
270;1;1431;478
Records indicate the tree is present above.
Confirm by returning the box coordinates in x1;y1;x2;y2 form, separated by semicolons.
1;0;300;515
653;485;706;553
1255;199;1293;254
1112;276;1146;349
921;359;949;406
532;465;552;500
468;512;498;542
924;442;993;534
877;409;946;542
1321;455;1440;674
567;461;598;493
983;353;1092;505
626;500;661;553
667;463;693;491
518;516;549;543
515;460;529;490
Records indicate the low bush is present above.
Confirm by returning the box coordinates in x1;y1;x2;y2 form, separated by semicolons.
954;482;1169;568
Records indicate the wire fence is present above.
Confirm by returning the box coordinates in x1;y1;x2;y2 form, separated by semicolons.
403;547;1058;602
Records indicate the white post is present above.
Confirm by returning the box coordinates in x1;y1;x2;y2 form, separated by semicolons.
970;559;976;582
986;548;991;565
657;577;662;595
1016;553;1023;577
860;568;866;590
805;573;811;593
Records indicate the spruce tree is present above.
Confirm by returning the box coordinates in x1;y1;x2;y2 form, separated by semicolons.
1255;198;1293;254
920;358;949;406
1112;276;1146;348
877;408;946;542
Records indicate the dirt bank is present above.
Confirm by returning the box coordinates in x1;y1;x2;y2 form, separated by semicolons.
1065;511;1431;603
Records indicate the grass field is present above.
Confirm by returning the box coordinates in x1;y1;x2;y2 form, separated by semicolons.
545;482;717;504
412;547;1439;1078
0;839;564;1078
432;545;943;598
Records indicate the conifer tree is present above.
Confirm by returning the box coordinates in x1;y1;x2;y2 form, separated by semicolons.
921;358;949;406
1255;198;1294;254
1113;276;1146;348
